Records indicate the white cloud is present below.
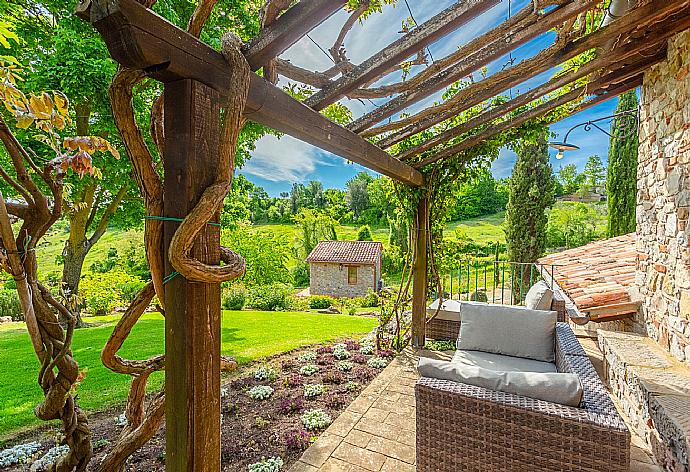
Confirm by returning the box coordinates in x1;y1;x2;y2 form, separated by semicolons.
242;135;330;182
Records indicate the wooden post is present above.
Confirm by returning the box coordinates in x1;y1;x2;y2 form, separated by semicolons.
412;197;428;349
163;79;222;471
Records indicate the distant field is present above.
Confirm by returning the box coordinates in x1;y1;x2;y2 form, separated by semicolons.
445;212;506;245
30;215;506;279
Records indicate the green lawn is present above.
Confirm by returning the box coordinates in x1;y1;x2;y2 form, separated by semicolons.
0;310;376;438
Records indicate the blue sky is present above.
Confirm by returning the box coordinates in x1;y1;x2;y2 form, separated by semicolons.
239;0;618;196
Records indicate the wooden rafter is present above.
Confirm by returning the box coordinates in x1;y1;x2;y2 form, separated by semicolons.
372;0;690;149
77;0;423;187
412;74;645;169
348;0;600;134
243;0;346;71
397;8;690;162
304;0;501;110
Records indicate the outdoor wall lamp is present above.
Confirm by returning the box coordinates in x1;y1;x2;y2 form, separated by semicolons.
549;109;639;159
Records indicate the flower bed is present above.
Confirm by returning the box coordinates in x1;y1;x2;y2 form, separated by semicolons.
0;338;386;471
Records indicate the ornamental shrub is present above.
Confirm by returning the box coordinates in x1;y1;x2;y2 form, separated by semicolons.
351;353;367;364
353;367;376;381
309;295;333;309
255;365;277;382
303;384;326;398
247;456;284;472
248;385;274;401
299;365;319;376
80;270;144;315
316;346;333;355
368;357;388;369
360;343;375;355
322;370;345;384
336;360;353;372
222;284;247;310
297;351;317;362
279;396;304;414
284;429;310;451
333;345;350;360
361;289;379;308
0;441;41;467
344;340;360;351
0;289;22;321
300;409;332;430
356;225;373;241
247;283;293;311
316;354;335;366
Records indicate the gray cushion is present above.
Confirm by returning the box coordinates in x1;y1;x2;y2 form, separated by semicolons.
525;281;554;311
457;302;557;362
427;299;462;321
451;349;557;373
418;357;583;407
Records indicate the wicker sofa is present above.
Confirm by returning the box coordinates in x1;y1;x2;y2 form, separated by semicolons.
416;322;631;472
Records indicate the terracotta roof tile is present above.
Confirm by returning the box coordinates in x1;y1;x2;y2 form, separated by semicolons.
306;240;382;264
538;233;636;310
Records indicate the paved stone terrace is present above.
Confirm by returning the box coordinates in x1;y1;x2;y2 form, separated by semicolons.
290;345;662;472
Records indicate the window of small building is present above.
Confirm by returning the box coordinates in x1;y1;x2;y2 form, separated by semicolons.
347;266;357;285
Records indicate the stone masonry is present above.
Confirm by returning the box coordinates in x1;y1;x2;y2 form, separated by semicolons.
309;262;377;298
636;30;690;366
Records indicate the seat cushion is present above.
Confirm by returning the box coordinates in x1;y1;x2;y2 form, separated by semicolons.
426;299;462;321
524;280;554;311
451;349;557;373
457;302;557;362
418;357;583;407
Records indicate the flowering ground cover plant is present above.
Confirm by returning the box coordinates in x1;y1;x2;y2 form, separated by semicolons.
0;338;386;472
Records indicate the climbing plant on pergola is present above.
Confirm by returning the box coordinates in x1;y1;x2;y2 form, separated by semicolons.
9;0;687;470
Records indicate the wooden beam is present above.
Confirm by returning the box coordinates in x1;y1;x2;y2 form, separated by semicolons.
413;77;642;169
375;0;690;149
76;0;423;187
412;197;429;349
164;79;222;471
243;0;346;71
304;0;501;111
397;28;679;161
245;76;424;186
348;0;600;134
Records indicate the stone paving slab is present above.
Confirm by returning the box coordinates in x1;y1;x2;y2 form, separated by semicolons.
291;346;662;472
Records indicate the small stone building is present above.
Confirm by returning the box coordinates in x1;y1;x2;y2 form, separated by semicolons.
307;240;382;298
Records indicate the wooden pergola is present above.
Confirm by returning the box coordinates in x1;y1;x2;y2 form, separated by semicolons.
75;0;690;469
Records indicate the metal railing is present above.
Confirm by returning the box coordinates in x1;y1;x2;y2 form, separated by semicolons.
435;259;559;306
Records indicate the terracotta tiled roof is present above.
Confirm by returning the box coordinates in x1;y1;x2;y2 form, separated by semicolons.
307;240;382;264
538;233;637;311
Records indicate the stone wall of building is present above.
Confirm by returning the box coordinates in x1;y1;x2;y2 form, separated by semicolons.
637;30;690;366
309;262;377;298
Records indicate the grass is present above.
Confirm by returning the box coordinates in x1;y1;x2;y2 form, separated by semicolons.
0;310;376;438
444;211;506;245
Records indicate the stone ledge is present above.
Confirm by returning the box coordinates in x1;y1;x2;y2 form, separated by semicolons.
599;330;690;472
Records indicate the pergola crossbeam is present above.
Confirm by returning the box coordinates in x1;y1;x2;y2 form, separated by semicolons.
372;0;689;149
348;0;600;134
398;9;690;162
304;0;501;110
77;0;423;187
243;0;346;71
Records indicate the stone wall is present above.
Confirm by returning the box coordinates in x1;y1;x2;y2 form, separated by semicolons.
637;30;690;366
310;262;377;298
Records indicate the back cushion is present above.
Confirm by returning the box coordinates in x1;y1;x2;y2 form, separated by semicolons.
457;302;557;362
524;280;554;311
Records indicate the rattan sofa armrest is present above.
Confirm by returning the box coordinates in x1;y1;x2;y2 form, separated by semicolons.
417;376;629;433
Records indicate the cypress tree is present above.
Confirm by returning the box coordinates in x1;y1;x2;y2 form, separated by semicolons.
505;136;555;266
607;90;639;237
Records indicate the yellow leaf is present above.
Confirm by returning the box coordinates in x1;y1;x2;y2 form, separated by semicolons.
53;92;69;117
15;114;33;129
28;94;51;120
106;142;121;160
